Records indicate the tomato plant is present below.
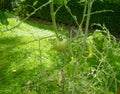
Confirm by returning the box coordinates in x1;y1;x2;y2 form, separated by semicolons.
53;39;68;51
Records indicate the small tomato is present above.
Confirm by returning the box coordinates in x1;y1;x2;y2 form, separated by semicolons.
54;39;67;51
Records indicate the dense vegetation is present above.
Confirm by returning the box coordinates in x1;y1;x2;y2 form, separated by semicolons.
1;0;120;34
0;0;120;94
37;1;120;34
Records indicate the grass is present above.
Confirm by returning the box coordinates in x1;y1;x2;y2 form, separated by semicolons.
0;18;58;94
0;18;120;94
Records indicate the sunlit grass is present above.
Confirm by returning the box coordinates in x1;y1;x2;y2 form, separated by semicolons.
1;18;120;94
0;18;57;94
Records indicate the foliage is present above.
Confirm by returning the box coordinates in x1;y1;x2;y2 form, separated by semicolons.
0;0;120;94
0;11;19;26
1;0;120;33
0;18;120;94
10;0;120;34
0;0;13;11
0;11;9;25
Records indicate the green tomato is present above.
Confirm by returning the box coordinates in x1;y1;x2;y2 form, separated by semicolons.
54;39;67;51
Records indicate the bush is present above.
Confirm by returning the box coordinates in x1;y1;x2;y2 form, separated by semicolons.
0;0;13;11
50;27;120;94
17;0;120;34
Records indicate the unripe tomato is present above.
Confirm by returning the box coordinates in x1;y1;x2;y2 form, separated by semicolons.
54;39;67;51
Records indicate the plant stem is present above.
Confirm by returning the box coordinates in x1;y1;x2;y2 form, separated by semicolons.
85;0;93;38
79;0;87;32
50;0;59;38
64;4;79;26
39;38;42;66
79;0;94;57
2;1;51;32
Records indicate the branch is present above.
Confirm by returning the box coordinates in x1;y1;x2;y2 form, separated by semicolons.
1;0;51;32
54;4;63;15
64;4;79;26
0;35;55;52
85;10;114;16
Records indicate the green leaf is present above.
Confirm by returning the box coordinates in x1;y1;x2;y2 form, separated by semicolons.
4;12;16;18
1;18;9;25
0;11;9;25
33;0;38;6
107;92;114;94
78;0;86;3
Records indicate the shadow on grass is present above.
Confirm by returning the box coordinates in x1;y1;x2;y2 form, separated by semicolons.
0;36;22;45
0;36;31;83
25;18;54;31
0;19;59;93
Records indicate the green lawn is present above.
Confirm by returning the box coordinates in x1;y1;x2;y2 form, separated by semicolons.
0;18;120;94
0;18;58;94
